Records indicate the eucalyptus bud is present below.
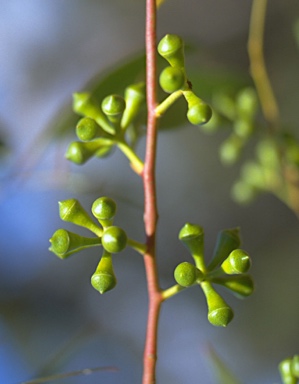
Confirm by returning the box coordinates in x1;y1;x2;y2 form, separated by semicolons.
121;82;146;130
101;226;127;253
59;198;102;236
65;140;113;164
102;94;126;126
174;262;203;287
208;228;241;271
157;34;185;69
184;91;212;126
201;281;234;327
49;229;101;259
219;134;243;165
92;196;117;228
179;223;205;271
76;117;111;141
211;275;254;298
221;249;251;274
159;66;185;94
91;251;117;294
236;87;258;118
279;358;297;384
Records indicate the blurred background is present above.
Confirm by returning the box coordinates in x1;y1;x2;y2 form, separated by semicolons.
1;0;299;383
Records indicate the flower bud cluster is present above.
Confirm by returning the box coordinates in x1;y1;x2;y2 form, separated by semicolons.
157;34;212;126
49;196;128;294
65;82;145;166
174;223;253;327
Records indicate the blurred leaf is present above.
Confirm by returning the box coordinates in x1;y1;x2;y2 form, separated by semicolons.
207;346;243;384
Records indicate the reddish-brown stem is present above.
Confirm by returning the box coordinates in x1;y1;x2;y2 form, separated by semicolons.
142;0;163;383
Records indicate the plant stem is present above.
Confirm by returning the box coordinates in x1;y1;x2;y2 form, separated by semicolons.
248;0;279;130
142;0;163;383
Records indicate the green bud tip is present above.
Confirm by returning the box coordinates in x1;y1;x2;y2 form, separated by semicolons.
102;94;126;117
91;252;117;294
101;226;127;253
159;66;185;94
92;196;117;221
157;34;185;69
76;117;102;141
174;262;202;287
221;249;251;274
187;101;212;126
91;271;117;294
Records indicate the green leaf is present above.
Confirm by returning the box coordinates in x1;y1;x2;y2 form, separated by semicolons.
206;346;243;384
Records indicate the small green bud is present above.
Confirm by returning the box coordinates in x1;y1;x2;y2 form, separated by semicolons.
92;196;117;228
212;275;254;298
91;251;117;294
256;139;279;169
291;355;299;378
184;91;212;126
179;223;204;258
174;262;203;287
187;102;212;126
49;229;101;259
219;135;243;165
208;228;241;271
102;94;126;125
236;87;258;118
159;66;185;94
233;118;254;139
76;117;110;141
65;140;114;164
157;34;185;69
221;249;251;274
279;358;297;384
121;82;146;130
101;226;127;253
201;281;234;327
59;199;102;236
231;180;257;205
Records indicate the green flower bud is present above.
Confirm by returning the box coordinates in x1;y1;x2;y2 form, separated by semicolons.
221;249;251;274
208;228;241;271
91;251;117;294
76;117;110;141
184;91;212;126
179;223;205;271
73;92;114;134
201;281;234;327
231;180;257;205
101;94;126;125
174;262;203;287
121;82;146;130
159;66;185;94
59;199;102;236
157;34;185;69
256;139;280;169
187;102;212;126
291;355;299;378
101;226;127;253
219;134;243;165
65;140;114;164
211;275;254;298
233;118;254;139
92;196;117;228
279;358;297;384
49;229;101;259
236;87;258;118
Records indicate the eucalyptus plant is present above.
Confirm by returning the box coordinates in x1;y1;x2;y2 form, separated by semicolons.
46;0;299;383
